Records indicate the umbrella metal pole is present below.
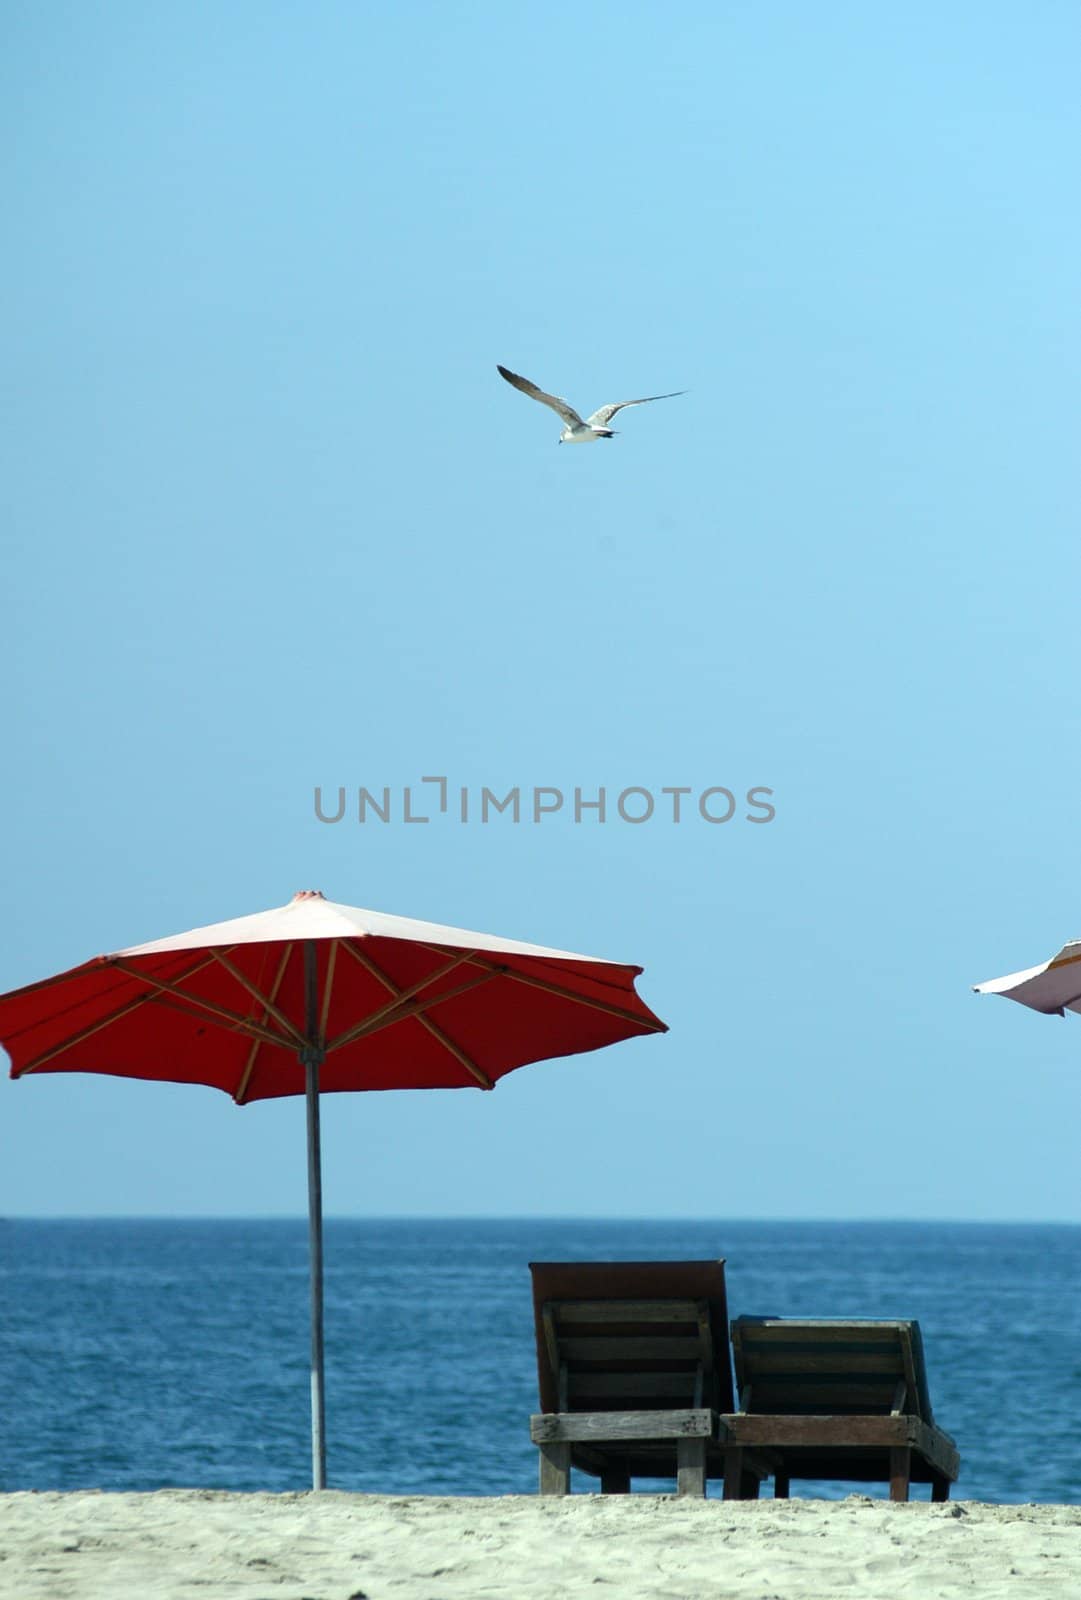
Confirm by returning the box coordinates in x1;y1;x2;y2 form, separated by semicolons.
303;940;327;1491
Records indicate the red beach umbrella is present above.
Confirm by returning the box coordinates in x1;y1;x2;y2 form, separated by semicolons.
0;889;666;1488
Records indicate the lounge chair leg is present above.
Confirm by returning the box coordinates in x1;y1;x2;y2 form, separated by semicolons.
723;1446;745;1500
931;1475;950;1502
601;1467;631;1494
774;1472;790;1499
538;1441;571;1495
889;1447;911;1502
677;1436;707;1497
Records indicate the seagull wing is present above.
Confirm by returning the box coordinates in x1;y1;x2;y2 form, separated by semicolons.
586;391;687;427
497;365;584;428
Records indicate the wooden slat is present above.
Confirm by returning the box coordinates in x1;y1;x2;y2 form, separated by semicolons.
738;1321;913;1338
531;1409;719;1444
751;1376;900;1396
725;1414;914;1448
737;1328;909;1359
554;1299;704;1325
721;1411;960;1480
747;1389;901;1414
742;1350;905;1376
558;1336;705;1363
569;1372;699;1400
746;1403;896;1417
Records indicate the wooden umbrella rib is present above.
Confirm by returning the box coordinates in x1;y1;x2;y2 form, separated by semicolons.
319;941;337;1047
340;937;398;995
343;940;492;1089
503;965;665;1029
420;943;665;1032
338;939;475;999
414;1013;493;1089
143;990;291;1053
109;959;295;1052
235;943;294;1105
328;968;497;1052
328;968;496;1051
135;988;297;1055
17;953;221;1074
209;947;309;1049
327;945;479;1051
0;959;147;1003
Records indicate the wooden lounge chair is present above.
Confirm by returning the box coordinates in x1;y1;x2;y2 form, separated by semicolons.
528;1260;765;1497
723;1317;960;1501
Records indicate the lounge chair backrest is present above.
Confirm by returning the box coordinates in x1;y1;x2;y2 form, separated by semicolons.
529;1261;734;1414
730;1317;935;1424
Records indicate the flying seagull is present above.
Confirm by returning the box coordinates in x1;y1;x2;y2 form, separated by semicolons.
497;364;686;444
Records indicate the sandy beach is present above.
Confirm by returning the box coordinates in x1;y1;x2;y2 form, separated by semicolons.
1;1491;1079;1600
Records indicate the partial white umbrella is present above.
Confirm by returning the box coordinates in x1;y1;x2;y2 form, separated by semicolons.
973;940;1081;1016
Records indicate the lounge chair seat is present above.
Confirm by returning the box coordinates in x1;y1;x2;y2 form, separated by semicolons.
528;1260;768;1497
722;1316;960;1501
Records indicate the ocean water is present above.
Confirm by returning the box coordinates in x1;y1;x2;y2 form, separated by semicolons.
1;1218;1078;1502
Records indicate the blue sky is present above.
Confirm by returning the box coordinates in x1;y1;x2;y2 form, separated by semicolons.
4;2;1079;1221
